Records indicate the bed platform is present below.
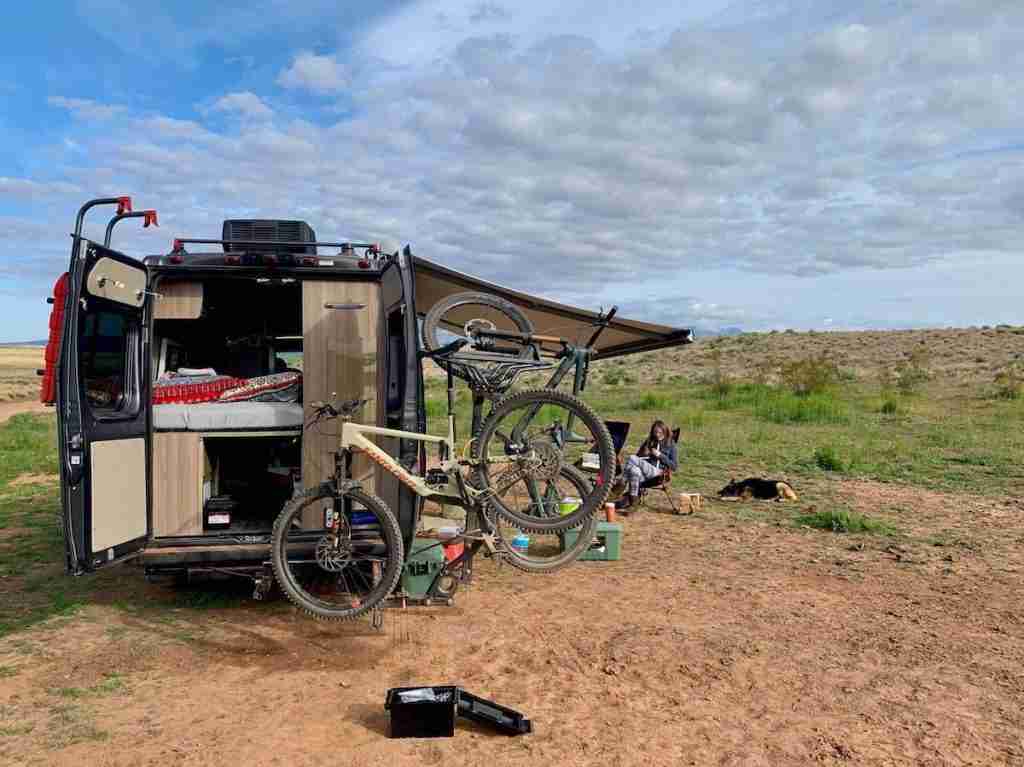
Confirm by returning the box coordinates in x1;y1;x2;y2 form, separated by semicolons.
152;402;304;432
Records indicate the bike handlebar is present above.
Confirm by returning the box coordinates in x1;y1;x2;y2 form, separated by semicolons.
308;397;368;424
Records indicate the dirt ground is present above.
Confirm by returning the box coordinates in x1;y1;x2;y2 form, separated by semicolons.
1;481;1022;767
0;400;48;425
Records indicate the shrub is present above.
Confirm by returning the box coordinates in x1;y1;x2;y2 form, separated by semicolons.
879;399;900;415
706;348;733;397
814;445;845;472
882;348;931;396
994;361;1024;400
602;373;621;386
750;356;778;386
778;354;838;396
796;509;894;535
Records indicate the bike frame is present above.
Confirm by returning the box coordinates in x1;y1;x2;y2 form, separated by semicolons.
337;416;519;506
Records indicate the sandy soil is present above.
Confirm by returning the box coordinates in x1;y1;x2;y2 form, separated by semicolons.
0;400;50;424
1;481;1022;766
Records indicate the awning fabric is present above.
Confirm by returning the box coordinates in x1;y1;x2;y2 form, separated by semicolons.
412;257;693;359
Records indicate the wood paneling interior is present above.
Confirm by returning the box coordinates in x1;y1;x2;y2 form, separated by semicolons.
152;432;204;537
154;280;203;320
90;438;148;551
301;281;381;526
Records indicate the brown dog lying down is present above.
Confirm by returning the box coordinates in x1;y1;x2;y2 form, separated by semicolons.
718;477;798;502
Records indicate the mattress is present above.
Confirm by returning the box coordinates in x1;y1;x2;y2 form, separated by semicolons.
152;402;304;432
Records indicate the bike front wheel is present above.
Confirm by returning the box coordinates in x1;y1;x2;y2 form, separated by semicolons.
422;291;534;354
271;484;404;621
473;388;615;532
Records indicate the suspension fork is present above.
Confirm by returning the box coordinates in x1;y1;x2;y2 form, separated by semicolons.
332;448;355;529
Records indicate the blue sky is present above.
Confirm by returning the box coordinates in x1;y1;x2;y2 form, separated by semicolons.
1;0;1023;340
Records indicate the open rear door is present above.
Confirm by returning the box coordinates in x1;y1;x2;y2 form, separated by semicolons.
58;239;151;574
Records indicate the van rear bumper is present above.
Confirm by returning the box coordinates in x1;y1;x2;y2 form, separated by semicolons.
140;542;315;568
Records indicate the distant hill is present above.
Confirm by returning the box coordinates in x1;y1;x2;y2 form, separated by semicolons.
0;340;46;347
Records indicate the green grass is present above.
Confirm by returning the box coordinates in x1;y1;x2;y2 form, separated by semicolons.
0;413;258;639
794;509;895;535
54;674;126;700
0;414;56;486
0;724;34;737
631;392;673;411
475;375;1024;498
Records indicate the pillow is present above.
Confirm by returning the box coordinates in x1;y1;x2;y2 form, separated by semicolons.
218;371;303;403
153;373;243;404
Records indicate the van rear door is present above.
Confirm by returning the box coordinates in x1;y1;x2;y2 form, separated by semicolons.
58;239;151;574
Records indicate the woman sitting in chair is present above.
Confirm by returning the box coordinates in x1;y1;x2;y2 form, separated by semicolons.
617;420;678;511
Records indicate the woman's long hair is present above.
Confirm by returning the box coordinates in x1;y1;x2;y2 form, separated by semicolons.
647;419;673;448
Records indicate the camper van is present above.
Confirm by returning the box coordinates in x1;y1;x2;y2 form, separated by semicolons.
46;196;692;591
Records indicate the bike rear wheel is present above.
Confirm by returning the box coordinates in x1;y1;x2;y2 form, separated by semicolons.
494;464;600;573
271;484;404;621
474;388;615;532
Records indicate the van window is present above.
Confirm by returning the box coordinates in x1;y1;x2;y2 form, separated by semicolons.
80;310;134;413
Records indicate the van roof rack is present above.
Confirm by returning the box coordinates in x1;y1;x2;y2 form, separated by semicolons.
169;238;385;254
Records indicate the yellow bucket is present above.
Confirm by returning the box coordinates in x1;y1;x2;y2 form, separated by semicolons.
558;497;582;516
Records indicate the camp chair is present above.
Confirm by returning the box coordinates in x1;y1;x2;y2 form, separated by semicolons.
604;421;631;500
637;427;681;513
578;420;630;497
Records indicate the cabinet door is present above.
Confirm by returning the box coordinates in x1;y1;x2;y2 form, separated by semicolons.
152;432;203;537
301;280;382;528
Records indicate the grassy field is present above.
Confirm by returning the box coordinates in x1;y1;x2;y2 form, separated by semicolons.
428;337;1024;500
0;347;43;402
2;327;1023;636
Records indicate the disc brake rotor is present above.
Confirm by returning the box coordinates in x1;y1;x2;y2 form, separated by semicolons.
315;534;352;572
520;439;563;481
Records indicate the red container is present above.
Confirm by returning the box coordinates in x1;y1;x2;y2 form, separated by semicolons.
442;540;464;562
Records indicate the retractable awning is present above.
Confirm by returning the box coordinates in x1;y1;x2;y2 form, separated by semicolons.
412;257;693;359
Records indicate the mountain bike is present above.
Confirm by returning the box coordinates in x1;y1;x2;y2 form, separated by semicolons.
271;328;616;620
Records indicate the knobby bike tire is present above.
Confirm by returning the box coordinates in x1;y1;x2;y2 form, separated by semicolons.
473;388;615;533
497;464;600;574
422;291;534;352
271;484;404;621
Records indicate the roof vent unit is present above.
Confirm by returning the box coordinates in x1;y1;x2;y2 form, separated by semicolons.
221;219;317;255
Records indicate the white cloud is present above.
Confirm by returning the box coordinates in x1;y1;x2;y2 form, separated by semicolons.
209;91;273;119
277;52;348;94
48;96;127;121
138;116;217;142
0;177;81;199
9;0;1024;335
